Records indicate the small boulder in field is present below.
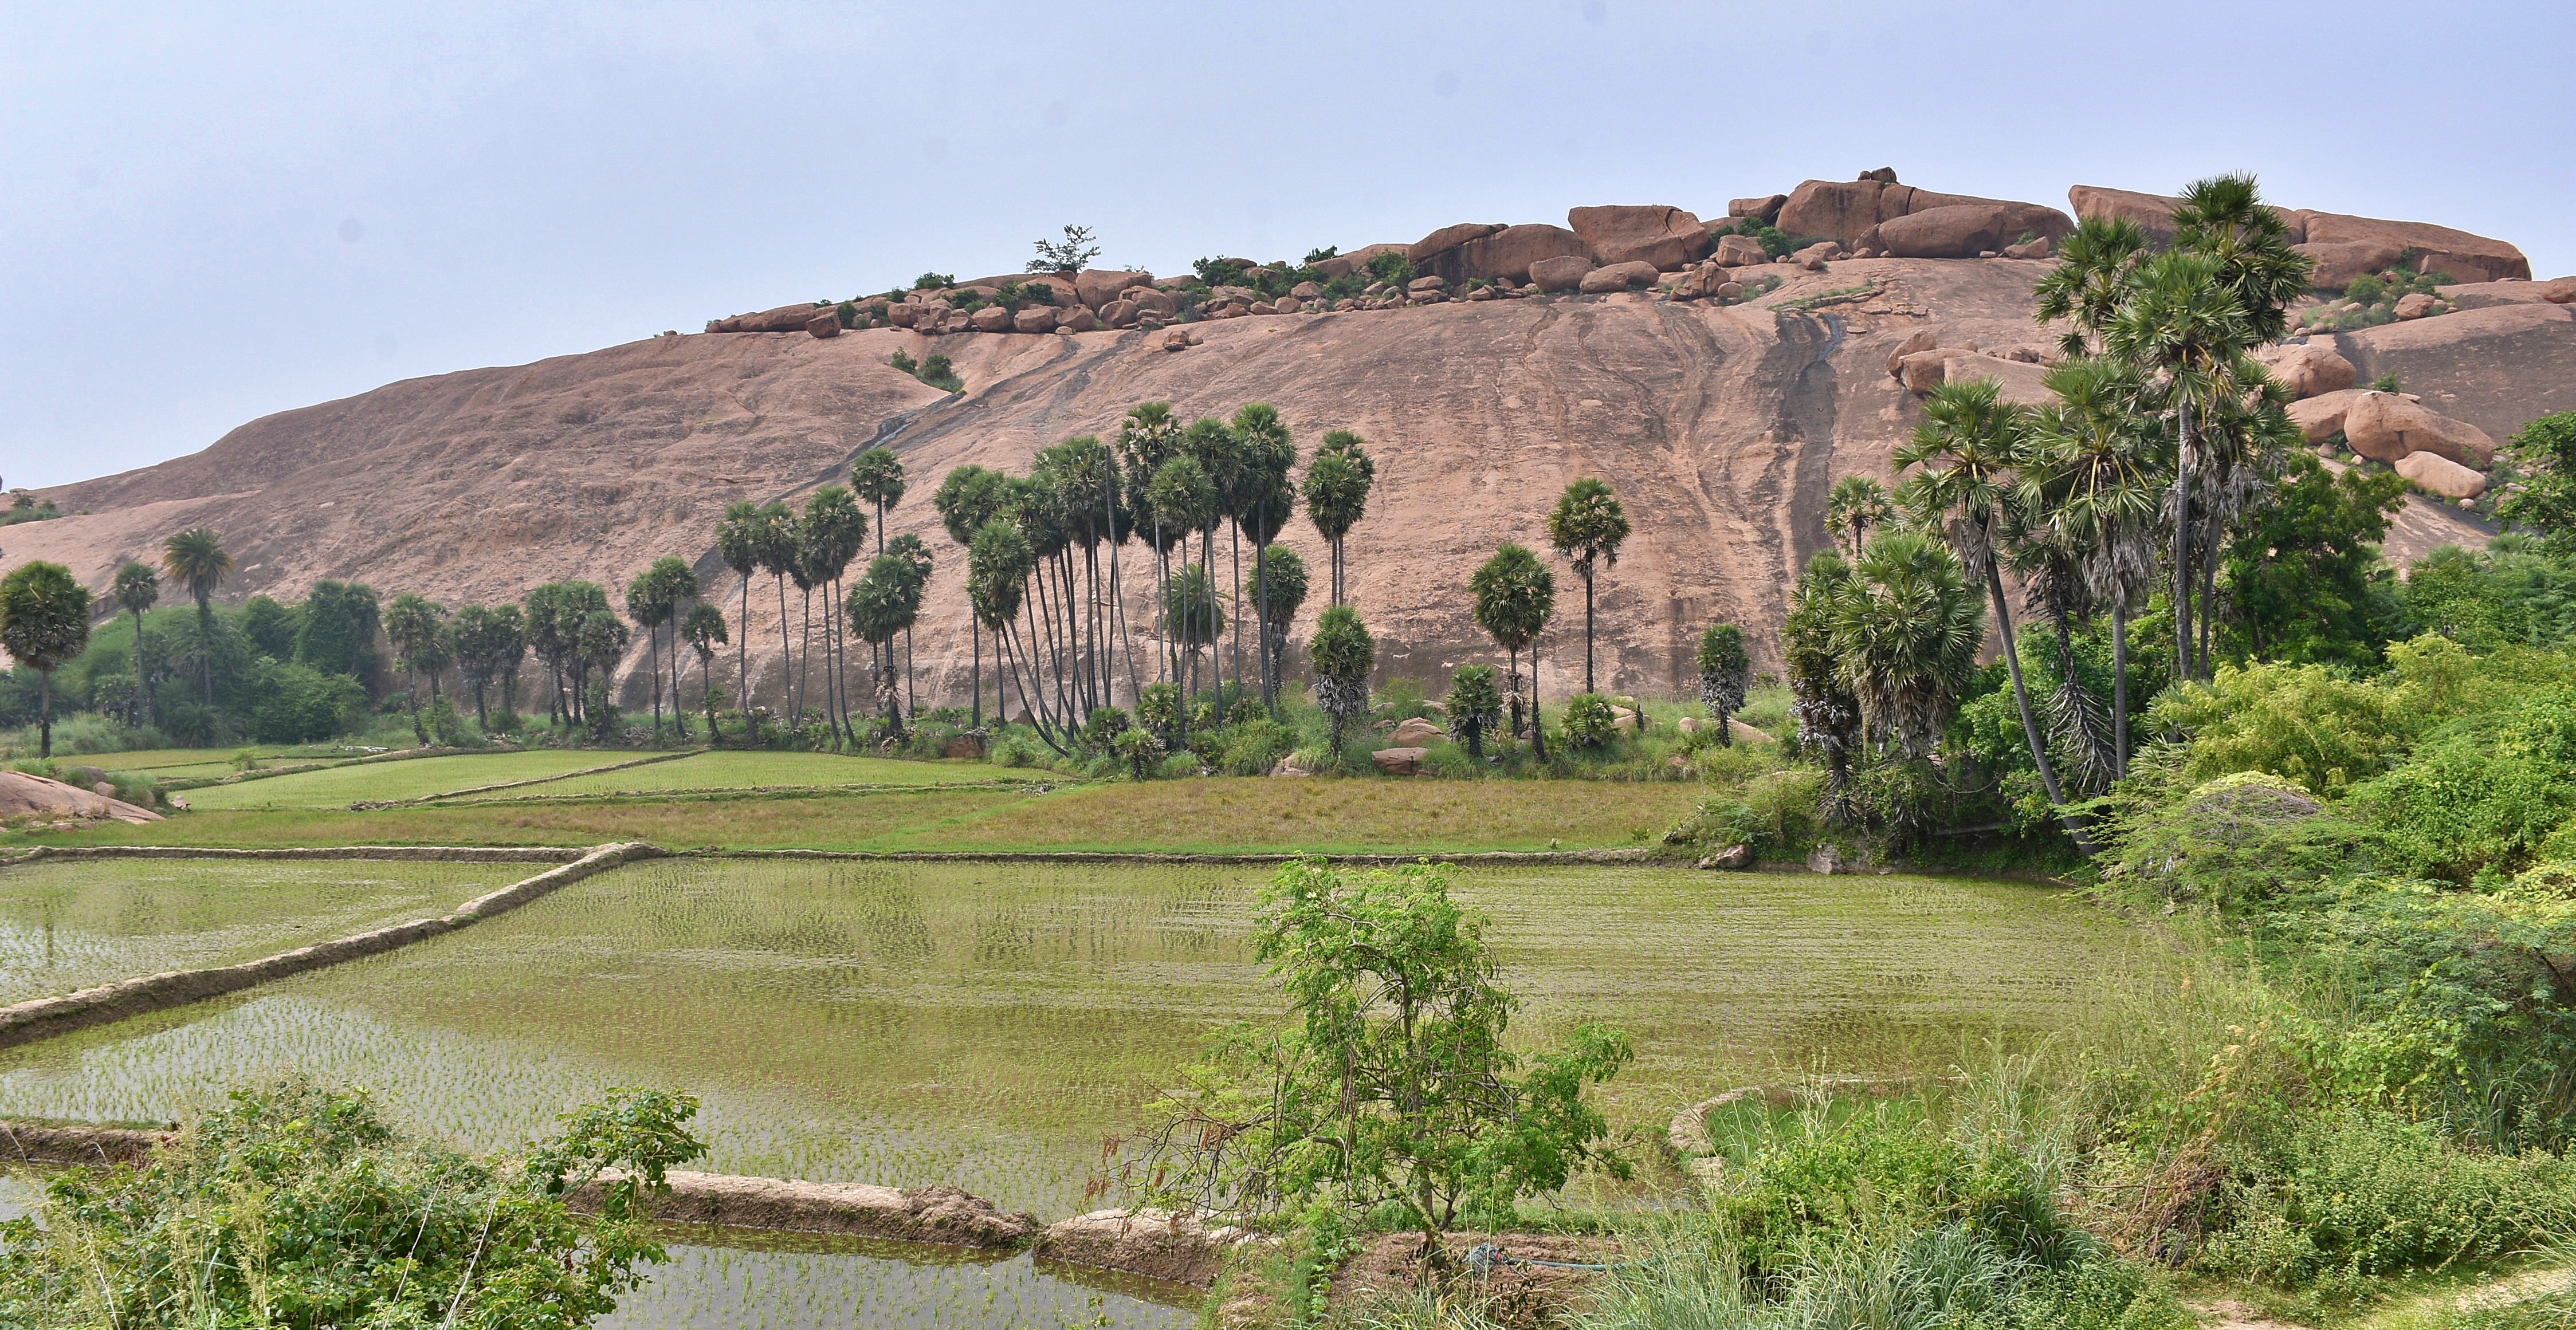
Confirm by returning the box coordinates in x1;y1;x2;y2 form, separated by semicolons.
1698;844;1753;871
1371;747;1430;776
2396;451;2488;500
1389;717;1447;746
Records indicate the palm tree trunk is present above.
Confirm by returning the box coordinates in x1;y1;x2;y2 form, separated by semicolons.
736;579;752;742
1529;655;1547;761
2196;507;2220;680
1983;556;2092;853
197;596;214;707
647;624;663;738
130;609;147;727
971;616;983;728
773;573;793;738
2172;400;2194;684
702;655;719;741
2112;602;2129;780
1582;569;1596;695
37;670;52;759
1228;525;1243;706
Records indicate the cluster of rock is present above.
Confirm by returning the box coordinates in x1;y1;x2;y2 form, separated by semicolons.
1882;330;2063;404
2257;343;2496;501
2068;184;2533;287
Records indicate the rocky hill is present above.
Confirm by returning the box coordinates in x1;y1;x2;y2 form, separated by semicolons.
14;174;2569;709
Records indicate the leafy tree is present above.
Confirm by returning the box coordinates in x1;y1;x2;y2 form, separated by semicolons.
800;488;866;743
1825;476;1894;561
1470;543;1555;760
1545;477;1630;695
625;567;678;739
0;561;91;758
1028;223;1101;274
383;592;449;746
1695;623;1750;744
682;601;728;742
450;603;527;731
2220;453;2406;667
2496;412;2576;549
933;463;1011;727
647;556;700;739
1825;531;1983;762
160;526;231;706
1309;604;1374;757
967;519;1043;746
1121;859;1632;1257
111;561;157;724
1446;663;1502;762
238;593;298;660
1560;692;1619;749
0;1080;702;1329
1302;431;1375;604
294;579;380;683
578;609;630;736
1163;563;1224;706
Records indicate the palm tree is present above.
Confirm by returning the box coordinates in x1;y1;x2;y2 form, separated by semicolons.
1162;563;1224;706
800;489;866;743
1301;430;1375;604
383;593;447;746
647;557;700;739
1694;623;1750;746
1254;544;1309;703
1230;403;1297;709
1470;543;1555;760
576;609;630;729
847;552;923;739
2032;215;2151;359
715;500;763;726
160;527;231;706
1892;377;2071;815
1782;552;1861;815
1308;604;1374;758
1822;531;1984;762
933;465;1010;726
111;561;158;725
748;499;800;732
1446;664;1502;762
2024;357;2165;780
967;519;1047;747
1545;478;1630;695
849;448;906;556
683;602;728;743
2104;247;2252;684
1146;454;1218;713
0;562;92;758
2171;173;2311;345
623;568;677;739
1825;477;1894;561
888;533;932;719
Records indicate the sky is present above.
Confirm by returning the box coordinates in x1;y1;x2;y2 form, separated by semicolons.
5;0;2571;491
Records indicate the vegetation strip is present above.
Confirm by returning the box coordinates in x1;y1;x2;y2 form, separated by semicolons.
158;743;493;792
0;841;656;1048
445;776;1062;805
353;748;699;806
0;843;589;868
688;846;1652;865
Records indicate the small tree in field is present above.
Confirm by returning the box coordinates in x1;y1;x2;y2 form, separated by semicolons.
1695;622;1750;746
1445;664;1502;762
1116;859;1632;1264
1309;604;1373;757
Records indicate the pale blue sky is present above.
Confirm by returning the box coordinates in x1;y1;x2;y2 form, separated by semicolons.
6;0;2570;490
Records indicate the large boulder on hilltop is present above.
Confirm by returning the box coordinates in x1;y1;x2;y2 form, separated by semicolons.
1730;194;1787;224
1408;222;1505;267
1529;254;1592;292
2254;343;2357;399
2297;211;2530;284
1778;179;2070;250
1714;234;1767;267
1876;204;2012;258
1074;269;1153;309
1012;306;1057;333
971;306;1013;333
2297;240;2406;291
2339;302;2576;442
2068;184;2307;246
2396;450;2488;500
1569;205;1713;270
2344;391;2495;466
1578;260;1662;293
710;303;826;333
1314;243;1407;280
1124;287;1179;317
1416;224;1591;286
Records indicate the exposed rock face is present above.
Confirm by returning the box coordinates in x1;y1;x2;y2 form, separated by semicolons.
1408;222;1506;269
2339;302;2576;442
2300;211;2530;284
707;303;826;334
1877;204;2015;259
1729;194;1786;224
1416;223;1591;286
1568;205;1712;270
1778;179;2072;251
2299;240;2405;290
0;772;160;824
2396;451;2488;500
1578;260;1661;293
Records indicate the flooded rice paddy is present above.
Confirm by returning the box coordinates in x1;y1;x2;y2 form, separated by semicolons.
0;857;2177;1326
0;858;533;1004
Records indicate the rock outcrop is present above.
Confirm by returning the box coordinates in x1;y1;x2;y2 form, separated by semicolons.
1568;205;1712;270
1778;178;2073;253
0;771;160;825
2067;184;2531;285
2343;391;2496;467
1414;223;1591;286
1578;260;1661;293
2395;451;2488;501
2336;302;2576;443
2253;343;2357;399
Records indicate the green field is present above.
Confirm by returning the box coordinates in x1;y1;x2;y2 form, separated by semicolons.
0;859;2171;1217
449;750;1015;800
0;859;536;1003
178;750;657;809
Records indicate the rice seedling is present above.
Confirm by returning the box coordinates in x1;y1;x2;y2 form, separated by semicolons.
451;750;1021;801
180;749;642;809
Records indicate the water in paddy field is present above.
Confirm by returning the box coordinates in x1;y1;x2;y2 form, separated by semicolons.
0;859;2179;1326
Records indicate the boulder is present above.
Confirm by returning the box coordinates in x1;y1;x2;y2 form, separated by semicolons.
2287;388;2369;443
2343;391;2496;466
1161;328;1191;352
711;302;828;333
2001;237;2052;259
971;306;1013;333
886;303;918;328
2067;184;2307;246
1290;281;1323;300
2297;211;2531;284
1417;223;1592;286
1578;260;1662;294
1012;306;1057;333
1793;241;1841;266
1898;348;1952;394
1529;254;1592;292
1248;301;1277;315
2435;280;2566;310
1776;180;1891;249
2394;292;2437;321
2296;240;2406;291
1312;243;1407;279
1714;234;1767;267
1371;747;1429;776
1074;269;1153;309
1389;717;1447;746
1876;204;2011;258
1409;292;1444;305
1807;845;1845;875
1885;330;1938;378
803;312;841;338
1930;352;2052;407
1034;1209;1252;1288
943;733;986;760
1100;298;1138;328
1715;280;1743;300
0;771;161;824
1407;222;1506;269
1781;178;2072;251
2253;343;2357;399
1273;296;1302;314
2547;276;2576;304
1124;287;1179;317
1729;194;1787;224
2395;450;2488;500
1408;276;1449;293
2339;302;2576;442
1568;204;1712;270
1697;843;1753;870
1055;305;1098;332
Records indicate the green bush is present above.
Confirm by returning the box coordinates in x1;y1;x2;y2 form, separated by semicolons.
2150;659;2410;794
1561;692;1618;749
2101;772;2365;912
1218;718;1295;776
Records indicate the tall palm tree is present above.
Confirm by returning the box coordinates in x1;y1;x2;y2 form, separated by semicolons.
2170;173;2311;345
647;556;700;739
800;489;866;743
933;465;1009;726
1470;543;1555;760
0;562;92;758
1782;552;1861;817
2104;249;2252;683
849;448;906;557
1822;531;1983;762
1229;403;1296;708
2023;357;2165;781
748;499;800;733
1545;478;1630;695
623;568;676;739
1301;431;1375;604
160;527;231;706
1892;377;2071;815
847;551;922;739
1825;476;1895;561
111;561;158;725
683;603;728;743
1146;454;1218;714
383;593;447;746
2032;215;2151;359
715;500;763;728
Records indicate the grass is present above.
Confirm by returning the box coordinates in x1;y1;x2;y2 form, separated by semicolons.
178;749;662;809
0;859;535;1004
0;860;2173;1219
20;777;1705;855
446;750;1013;801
